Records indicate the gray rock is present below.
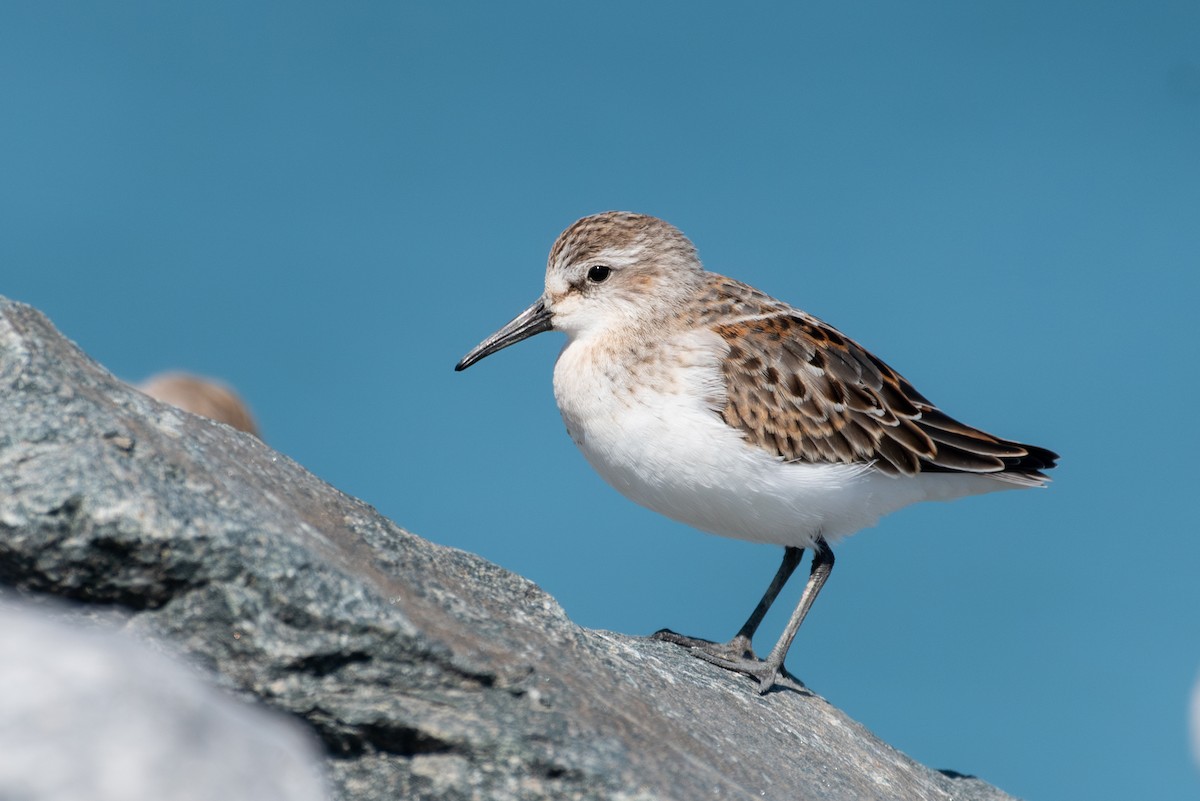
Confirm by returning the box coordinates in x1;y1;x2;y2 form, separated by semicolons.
0;596;327;801
0;296;1016;801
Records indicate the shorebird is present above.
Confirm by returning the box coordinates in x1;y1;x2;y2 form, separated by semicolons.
456;212;1057;693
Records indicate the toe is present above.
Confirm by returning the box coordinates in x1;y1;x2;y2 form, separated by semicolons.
652;629;714;648
754;667;780;694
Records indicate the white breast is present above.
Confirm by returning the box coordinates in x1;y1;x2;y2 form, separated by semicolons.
552;328;1008;547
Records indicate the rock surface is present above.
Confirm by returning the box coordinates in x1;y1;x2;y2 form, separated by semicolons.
0;296;1016;801
0;596;327;801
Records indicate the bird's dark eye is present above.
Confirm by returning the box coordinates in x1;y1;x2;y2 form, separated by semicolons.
587;265;611;283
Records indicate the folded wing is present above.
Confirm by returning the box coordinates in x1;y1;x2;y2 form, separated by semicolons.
713;305;1057;486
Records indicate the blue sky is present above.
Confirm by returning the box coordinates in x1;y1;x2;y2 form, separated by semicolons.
3;3;1198;798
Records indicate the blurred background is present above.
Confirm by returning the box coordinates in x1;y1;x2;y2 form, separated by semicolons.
3;3;1197;798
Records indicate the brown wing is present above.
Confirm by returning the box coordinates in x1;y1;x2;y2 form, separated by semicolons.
713;311;1057;483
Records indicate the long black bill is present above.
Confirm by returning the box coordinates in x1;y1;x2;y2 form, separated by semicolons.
455;298;553;371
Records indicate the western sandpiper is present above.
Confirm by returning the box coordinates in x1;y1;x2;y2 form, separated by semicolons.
456;212;1057;693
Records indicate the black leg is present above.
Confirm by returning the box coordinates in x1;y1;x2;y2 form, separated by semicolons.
686;539;834;694
732;545;804;644
753;538;834;693
653;546;804;665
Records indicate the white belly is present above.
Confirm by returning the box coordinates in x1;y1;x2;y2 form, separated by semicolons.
552;332;1007;547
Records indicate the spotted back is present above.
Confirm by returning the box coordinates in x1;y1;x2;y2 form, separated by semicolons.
707;277;1057;482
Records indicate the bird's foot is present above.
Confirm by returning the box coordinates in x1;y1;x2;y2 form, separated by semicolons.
651;629;756;662
651;630;800;694
688;650;788;695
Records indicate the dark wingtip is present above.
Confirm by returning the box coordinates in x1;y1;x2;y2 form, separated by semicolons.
1020;443;1060;471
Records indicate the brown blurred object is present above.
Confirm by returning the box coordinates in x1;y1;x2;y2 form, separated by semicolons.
137;372;260;437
